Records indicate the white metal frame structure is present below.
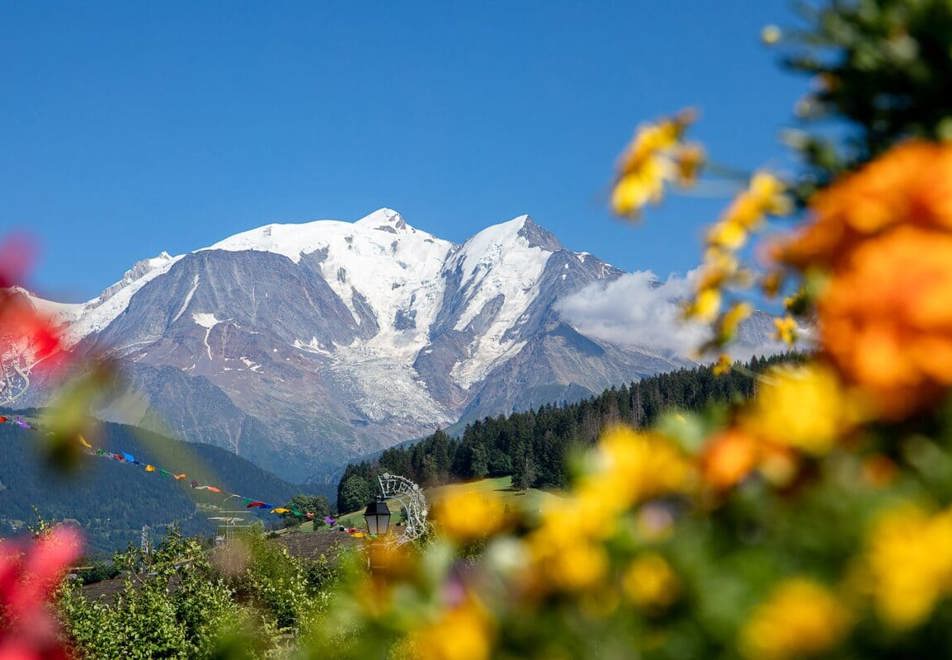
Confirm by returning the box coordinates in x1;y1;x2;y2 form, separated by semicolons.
376;473;429;545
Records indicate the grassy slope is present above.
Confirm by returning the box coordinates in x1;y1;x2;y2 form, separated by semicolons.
293;476;561;533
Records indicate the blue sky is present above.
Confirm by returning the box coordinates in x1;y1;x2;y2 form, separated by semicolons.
1;1;807;302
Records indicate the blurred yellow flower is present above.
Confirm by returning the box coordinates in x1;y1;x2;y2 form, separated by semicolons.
720;171;790;234
586;426;695;507
611;158;667;216
622;553;680;610
865;504;952;629
547;542;609;592
749;172;791;216
743;363;858;455
526;427;691;595
741;578;851;660
773;315;797;345
697;249;740;290
611;109;698;217
707;219;747;250
685;287;721;322
433;488;507;543
410;598;493;660
719;302;752;342
712;353;733;376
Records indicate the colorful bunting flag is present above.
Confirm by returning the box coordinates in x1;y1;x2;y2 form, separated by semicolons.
4;417;324;523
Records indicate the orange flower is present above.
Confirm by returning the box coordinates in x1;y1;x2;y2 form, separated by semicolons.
819;226;952;417
779;141;952;269
701;429;758;490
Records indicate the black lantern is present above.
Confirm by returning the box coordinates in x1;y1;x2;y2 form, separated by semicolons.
363;497;391;536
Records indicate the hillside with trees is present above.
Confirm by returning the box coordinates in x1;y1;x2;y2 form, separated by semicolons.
0;416;305;555
336;355;794;511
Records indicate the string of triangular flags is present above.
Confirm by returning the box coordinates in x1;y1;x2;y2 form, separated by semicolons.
0;415;319;520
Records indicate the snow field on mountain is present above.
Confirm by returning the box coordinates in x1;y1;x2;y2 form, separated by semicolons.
448;216;551;389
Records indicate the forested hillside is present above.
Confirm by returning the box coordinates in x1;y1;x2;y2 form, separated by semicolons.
337;355;795;512
0;416;302;555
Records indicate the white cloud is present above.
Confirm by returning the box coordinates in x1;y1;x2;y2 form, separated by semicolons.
556;270;792;361
556;270;708;358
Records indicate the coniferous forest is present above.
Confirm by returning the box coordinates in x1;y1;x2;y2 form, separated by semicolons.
336;354;795;512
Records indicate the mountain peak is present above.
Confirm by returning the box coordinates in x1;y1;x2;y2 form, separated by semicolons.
518;215;562;252
354;208;410;233
463;214;562;254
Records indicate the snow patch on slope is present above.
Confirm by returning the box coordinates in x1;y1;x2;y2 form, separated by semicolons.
192;312;220;360
171;275;200;323
447;215;553;388
239;357;262;373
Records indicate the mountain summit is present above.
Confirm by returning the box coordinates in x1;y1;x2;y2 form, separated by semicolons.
22;211;766;482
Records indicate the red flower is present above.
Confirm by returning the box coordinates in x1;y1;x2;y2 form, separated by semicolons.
0;525;83;659
0;233;68;388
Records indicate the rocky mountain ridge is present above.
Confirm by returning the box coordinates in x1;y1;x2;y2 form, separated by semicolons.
22;209;776;482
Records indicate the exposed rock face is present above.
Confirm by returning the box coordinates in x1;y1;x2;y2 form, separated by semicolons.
22;209;776;482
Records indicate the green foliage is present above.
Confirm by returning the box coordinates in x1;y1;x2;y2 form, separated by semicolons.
77;559;120;585
279;494;330;527
781;0;952;196
58;527;344;658
336;474;373;515
222;532;311;631
59;530;242;658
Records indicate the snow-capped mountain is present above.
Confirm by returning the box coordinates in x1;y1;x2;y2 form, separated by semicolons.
21;210;772;482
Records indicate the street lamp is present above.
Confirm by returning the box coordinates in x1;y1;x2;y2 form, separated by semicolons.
363;497;391;536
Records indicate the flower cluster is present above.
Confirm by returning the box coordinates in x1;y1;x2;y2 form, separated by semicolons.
680;170;792;367
307;115;952;656
610;109;703;217
0;525;82;659
777;142;952;417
